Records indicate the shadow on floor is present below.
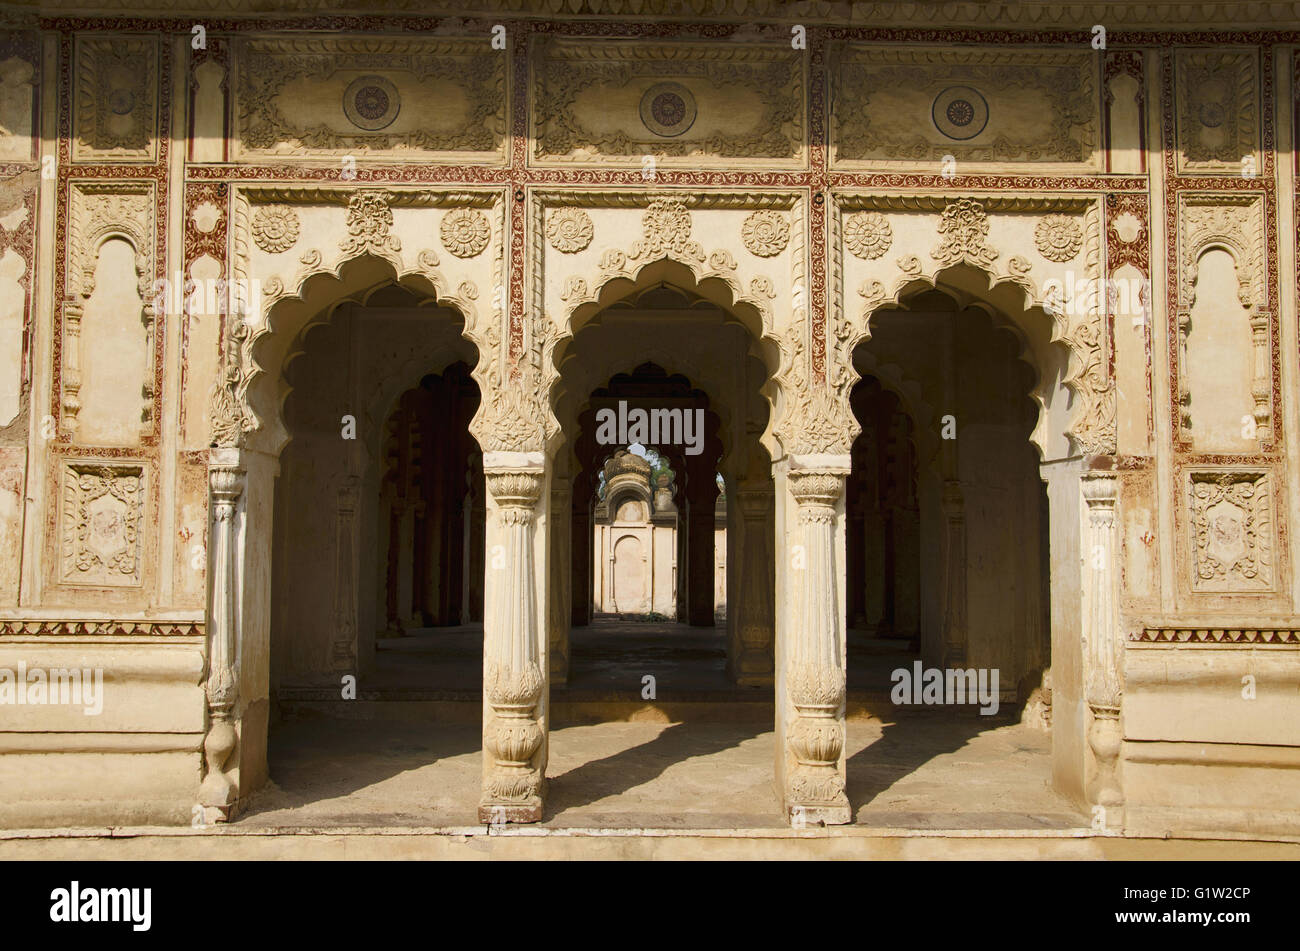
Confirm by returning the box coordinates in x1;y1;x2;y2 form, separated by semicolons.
544;720;767;820
249;718;483;821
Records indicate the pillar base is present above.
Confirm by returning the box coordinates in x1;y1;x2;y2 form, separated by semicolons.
784;800;852;827
478;798;543;824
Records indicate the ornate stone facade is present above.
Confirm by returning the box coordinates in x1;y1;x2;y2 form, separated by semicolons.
1;6;1298;846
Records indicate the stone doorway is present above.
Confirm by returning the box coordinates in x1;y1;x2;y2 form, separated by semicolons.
268;275;482;710
850;282;1058;734
548;275;777;701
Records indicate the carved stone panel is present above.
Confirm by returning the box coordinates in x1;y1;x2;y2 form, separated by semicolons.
232;38;507;162
59;462;145;587
830;46;1100;172
1174;50;1260;175
0;32;38;164
1187;470;1273;593
72;35;159;163
530;38;806;167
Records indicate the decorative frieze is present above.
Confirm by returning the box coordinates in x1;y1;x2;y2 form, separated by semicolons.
1131;627;1300;644
0;618;203;636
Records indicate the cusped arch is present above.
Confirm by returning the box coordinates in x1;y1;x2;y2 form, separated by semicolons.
853;261;1105;459
234;251;483;457
547;256;784;464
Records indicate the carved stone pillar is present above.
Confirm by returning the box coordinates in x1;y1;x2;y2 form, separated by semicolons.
570;499;591;628
732;485;775;685
480;468;546;823
200;463;244;823
331;477;359;670
940;480;968;669
1249;308;1272;440
783;470;850;825
383;498;405;635
1082;472;1123;819
1176;309;1192;432
61;299;83;434
686;459;719;626
549;478;571;684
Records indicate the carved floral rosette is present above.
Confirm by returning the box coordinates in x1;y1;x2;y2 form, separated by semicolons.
546;208;594;253
741;210;790;257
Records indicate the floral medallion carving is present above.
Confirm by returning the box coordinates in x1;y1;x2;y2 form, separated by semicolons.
545;208;593;253
340;191;401;258
1033;215;1083;263
251;206;301;254
638;81;698;138
844;212;893;260
931;84;989;140
342;75;401;132
741;210;789;257
931;199;999;269
440;208;490;258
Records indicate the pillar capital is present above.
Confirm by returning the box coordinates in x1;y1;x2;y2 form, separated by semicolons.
486;469;544;508
208;464;246;508
788;469;846;508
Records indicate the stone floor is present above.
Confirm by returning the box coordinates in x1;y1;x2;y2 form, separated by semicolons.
240;711;1083;831
282;617;920;698
252;617;1075;836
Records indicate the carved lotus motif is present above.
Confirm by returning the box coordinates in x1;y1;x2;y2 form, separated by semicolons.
932;198;998;268
441;208;491;258
251;206;300;254
844;212;892;260
741;210;790;257
545;208;593;253
339;191;401;258
1034;214;1083;263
